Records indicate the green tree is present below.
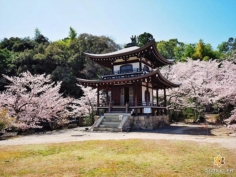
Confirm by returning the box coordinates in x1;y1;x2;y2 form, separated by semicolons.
34;28;41;40
192;40;218;60
51;66;82;98
13;49;35;74
71;33;120;79
228;37;236;52
0;49;14;91
69;27;77;40
218;41;229;54
192;39;204;59
174;44;185;61
218;37;236;58
12;37;36;52
0;37;22;51
138;32;154;47
180;44;195;61
0;49;12;75
0;31;120;99
34;28;49;44
45;41;70;66
156;39;184;60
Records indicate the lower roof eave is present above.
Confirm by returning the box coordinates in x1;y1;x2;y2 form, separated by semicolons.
77;70;181;89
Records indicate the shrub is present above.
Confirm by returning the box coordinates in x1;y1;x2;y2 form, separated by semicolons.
83;116;93;126
0;108;14;132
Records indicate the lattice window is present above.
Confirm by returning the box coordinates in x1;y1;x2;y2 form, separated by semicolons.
120;64;133;74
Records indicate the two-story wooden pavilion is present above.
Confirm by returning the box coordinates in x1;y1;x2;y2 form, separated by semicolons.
77;39;180;116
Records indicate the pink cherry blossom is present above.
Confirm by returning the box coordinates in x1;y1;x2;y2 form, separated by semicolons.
68;84;97;123
0;71;72;129
161;59;236;127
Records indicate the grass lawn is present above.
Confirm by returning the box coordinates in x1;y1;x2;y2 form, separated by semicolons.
0;139;235;177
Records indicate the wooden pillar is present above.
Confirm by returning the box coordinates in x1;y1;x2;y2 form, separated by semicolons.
164;88;167;115
106;85;108;106
151;86;153;106
110;85;113;105
97;85;100;115
156;88;159;105
146;82;149;106
164;88;166;106
125;82;127;104
111;62;114;74
135;82;138;106
139;58;142;71
134;82;138;115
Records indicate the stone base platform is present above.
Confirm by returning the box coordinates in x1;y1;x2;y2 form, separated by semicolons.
123;115;169;130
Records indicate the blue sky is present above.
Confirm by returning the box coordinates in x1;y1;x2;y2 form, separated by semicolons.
0;0;236;49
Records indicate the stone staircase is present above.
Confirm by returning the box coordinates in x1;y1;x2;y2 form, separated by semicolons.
110;108;130;113
93;113;130;132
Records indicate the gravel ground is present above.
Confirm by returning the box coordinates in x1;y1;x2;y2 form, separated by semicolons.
0;123;235;149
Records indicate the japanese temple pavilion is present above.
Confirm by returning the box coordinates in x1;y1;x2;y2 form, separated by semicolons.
77;38;180;119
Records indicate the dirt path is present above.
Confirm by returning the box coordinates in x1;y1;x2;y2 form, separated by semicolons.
0;124;235;149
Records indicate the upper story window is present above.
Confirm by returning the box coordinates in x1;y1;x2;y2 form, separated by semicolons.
120;64;133;74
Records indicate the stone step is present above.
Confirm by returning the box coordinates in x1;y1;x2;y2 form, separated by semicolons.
110;110;126;113
104;116;120;119
93;127;120;132
100;122;120;128
103;118;121;122
99;124;118;128
104;113;131;116
92;113;131;132
99;122;120;128
101;122;120;125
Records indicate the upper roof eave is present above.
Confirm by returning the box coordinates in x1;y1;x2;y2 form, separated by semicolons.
84;46;139;58
84;41;173;64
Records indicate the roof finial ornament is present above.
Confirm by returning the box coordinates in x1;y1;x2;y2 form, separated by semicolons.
125;35;138;48
130;35;137;44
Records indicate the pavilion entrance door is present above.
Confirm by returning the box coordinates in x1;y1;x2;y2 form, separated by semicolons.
120;87;130;106
124;87;129;104
120;87;132;105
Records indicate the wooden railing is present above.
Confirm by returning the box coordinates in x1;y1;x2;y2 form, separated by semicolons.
97;101;167;115
98;101;163;107
129;101;163;107
101;69;151;80
113;68;141;74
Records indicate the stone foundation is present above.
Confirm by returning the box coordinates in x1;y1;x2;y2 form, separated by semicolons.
123;115;169;130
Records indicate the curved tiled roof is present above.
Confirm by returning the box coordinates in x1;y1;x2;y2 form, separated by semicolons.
84;46;139;57
84;40;173;68
77;70;181;89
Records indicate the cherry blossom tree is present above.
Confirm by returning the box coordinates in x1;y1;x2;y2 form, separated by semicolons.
68;84;97;124
0;71;72;130
161;59;236;126
224;109;236;131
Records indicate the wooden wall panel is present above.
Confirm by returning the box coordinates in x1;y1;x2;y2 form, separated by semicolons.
111;84;143;106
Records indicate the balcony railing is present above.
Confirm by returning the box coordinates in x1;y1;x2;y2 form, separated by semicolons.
102;68;150;80
114;68;140;74
98;101;164;107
